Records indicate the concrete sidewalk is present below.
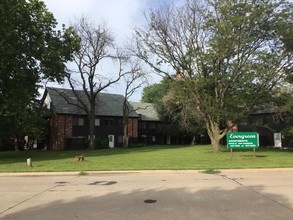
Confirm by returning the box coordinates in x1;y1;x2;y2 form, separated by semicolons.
1;169;293;220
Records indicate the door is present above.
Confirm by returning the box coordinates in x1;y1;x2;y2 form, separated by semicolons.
166;135;171;145
274;133;282;148
108;135;115;148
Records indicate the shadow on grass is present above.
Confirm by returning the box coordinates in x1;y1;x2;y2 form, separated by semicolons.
1;182;292;219
240;155;267;158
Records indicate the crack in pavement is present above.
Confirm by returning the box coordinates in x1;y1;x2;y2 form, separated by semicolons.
0;176;80;216
218;174;293;212
0;185;58;216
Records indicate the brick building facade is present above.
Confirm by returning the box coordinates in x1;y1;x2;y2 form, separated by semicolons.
43;87;141;150
49;106;73;150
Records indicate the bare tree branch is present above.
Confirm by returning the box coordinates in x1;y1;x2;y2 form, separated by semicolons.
121;55;148;148
63;16;133;149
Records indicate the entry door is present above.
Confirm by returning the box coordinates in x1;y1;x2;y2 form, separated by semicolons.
166;135;171;145
274;133;282;148
108;135;115;148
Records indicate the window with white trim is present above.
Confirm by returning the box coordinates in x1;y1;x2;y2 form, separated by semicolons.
95;118;100;126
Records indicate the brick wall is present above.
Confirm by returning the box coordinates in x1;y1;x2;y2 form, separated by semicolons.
49;108;138;149
128;118;138;138
49;106;73;150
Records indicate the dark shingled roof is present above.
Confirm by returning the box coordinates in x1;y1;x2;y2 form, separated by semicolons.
46;87;139;117
130;102;160;121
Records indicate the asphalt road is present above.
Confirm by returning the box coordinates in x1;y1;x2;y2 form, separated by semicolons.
0;169;293;220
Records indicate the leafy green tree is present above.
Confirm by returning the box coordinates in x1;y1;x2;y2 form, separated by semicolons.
0;0;79;144
9;100;49;151
273;86;293;140
135;0;292;153
159;82;206;144
142;78;205;144
141;77;172;103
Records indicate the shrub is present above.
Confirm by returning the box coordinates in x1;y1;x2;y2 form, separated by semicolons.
282;127;293;138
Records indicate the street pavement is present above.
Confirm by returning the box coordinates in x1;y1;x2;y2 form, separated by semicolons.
0;169;293;220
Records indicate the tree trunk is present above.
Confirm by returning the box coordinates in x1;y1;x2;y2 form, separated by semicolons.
210;136;221;153
190;134;196;145
206;120;226;153
123;135;129;148
14;137;19;151
88;122;95;150
123;120;129;148
88;107;95;150
122;101;129;148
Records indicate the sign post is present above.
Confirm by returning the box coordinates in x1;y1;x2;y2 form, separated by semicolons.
227;132;259;158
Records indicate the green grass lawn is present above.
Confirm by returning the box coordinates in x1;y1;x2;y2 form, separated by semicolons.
0;145;292;173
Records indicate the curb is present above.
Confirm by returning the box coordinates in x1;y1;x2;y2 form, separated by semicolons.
0;168;292;177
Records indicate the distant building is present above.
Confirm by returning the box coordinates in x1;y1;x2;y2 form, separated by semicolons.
238;106;292;147
42;87;292;150
42;87;139;150
42;88;179;150
131;102;167;145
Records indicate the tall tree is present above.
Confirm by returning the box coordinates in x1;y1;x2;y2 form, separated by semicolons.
0;0;79;145
134;0;292;153
142;77;205;144
159;83;206;144
65;17;130;150
122;59;147;148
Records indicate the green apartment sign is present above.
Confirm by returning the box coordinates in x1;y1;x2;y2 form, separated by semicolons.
227;132;259;149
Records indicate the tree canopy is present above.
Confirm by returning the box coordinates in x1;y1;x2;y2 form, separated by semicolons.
142;77;206;143
141;77;172;103
135;0;293;152
0;0;79;139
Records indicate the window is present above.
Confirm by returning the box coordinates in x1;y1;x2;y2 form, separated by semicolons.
95;118;100;126
273;115;280;123
254;116;263;125
118;135;123;143
118;118;123;125
285;114;291;123
78;118;84;126
140;122;146;129
152;136;156;142
263;115;268;124
148;122;156;129
104;119;114;126
73;117;84;126
88;135;95;140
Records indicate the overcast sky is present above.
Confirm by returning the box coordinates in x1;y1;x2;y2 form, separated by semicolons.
43;0;179;101
44;0;159;41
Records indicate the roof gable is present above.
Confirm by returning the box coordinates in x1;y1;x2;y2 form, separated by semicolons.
130;102;160;121
46;87;138;117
